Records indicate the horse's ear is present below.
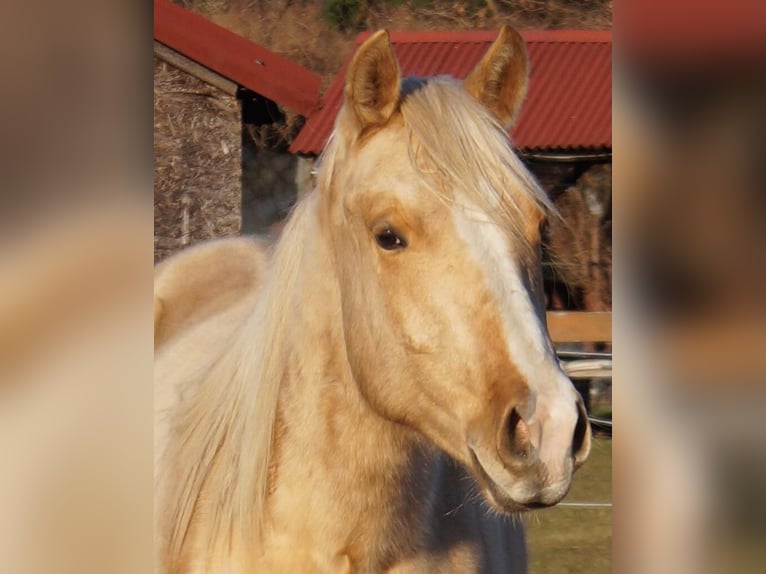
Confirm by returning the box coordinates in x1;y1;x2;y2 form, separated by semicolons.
344;30;401;132
464;25;529;130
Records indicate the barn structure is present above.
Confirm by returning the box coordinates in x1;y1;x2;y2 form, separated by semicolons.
153;0;321;262
291;30;612;314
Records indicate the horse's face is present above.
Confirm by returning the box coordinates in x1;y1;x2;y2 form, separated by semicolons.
324;29;590;512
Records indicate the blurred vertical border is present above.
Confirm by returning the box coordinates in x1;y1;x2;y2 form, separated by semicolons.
614;1;766;572
0;1;155;573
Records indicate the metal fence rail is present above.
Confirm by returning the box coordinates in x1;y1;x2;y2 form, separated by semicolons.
557;350;612;433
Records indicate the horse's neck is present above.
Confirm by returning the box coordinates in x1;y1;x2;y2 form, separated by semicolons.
263;228;439;567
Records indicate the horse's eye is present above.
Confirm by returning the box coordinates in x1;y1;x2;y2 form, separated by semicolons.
375;228;407;251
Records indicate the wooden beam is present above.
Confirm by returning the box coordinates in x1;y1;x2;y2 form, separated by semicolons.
154;41;238;97
546;311;612;343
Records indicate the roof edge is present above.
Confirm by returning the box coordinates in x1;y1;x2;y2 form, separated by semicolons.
154;0;321;115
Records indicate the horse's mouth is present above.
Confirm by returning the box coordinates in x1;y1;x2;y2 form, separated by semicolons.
468;447;527;513
467;447;563;513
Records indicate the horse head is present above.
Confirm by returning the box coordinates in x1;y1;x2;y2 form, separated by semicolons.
317;27;591;512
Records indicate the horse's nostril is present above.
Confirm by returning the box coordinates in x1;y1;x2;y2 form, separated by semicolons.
572;394;592;467
506;407;531;459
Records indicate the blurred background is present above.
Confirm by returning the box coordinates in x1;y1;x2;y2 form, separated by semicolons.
0;2;154;573
0;1;764;573
615;2;766;572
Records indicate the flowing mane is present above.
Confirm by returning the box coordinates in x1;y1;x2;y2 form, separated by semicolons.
158;196;314;569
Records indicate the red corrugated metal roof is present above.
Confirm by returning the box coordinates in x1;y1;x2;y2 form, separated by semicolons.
290;30;611;154
154;0;321;116
617;0;766;64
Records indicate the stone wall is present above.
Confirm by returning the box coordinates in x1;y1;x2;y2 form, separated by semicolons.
153;59;241;263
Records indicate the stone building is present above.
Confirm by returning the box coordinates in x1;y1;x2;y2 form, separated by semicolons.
153;0;320;262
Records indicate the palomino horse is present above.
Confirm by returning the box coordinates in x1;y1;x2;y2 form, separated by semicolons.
155;26;591;573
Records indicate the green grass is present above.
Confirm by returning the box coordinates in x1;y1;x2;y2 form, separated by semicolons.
524;437;612;573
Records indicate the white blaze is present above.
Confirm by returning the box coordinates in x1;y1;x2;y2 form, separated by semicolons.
454;207;578;482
